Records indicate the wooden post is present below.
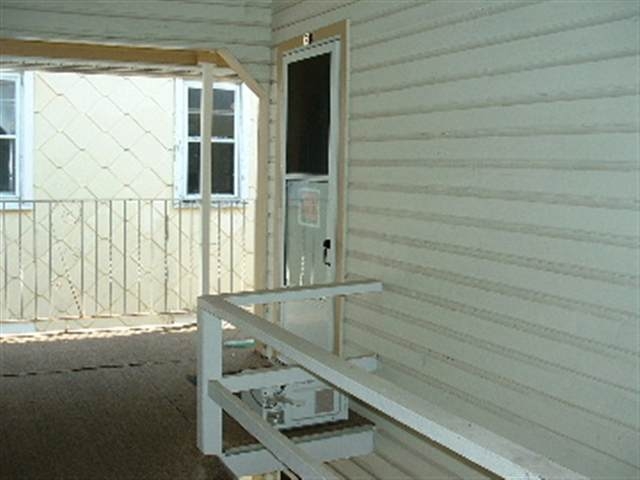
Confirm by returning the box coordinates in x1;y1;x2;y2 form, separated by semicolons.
200;62;214;296
197;61;222;455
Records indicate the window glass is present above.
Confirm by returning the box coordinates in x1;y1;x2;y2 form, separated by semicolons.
188;87;201;109
286;53;330;175
188;87;201;136
187;142;200;195
0;79;16;135
188;87;236;138
188;112;200;137
212;143;234;195
213;114;234;139
0;77;17;195
0;138;15;193
186;142;236;196
213;89;234;111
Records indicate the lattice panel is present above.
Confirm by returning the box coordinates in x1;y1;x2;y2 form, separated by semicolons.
34;72;174;200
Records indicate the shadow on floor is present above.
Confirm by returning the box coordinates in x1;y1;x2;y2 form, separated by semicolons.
0;325;235;480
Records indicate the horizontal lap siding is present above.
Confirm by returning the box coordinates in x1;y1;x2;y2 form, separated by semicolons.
272;0;639;478
0;0;273;86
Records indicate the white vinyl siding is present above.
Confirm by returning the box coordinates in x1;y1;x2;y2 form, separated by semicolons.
271;1;640;478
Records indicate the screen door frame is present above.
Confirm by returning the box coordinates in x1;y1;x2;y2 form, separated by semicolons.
275;21;349;354
282;39;340;281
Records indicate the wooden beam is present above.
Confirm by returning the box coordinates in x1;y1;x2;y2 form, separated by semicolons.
217;48;265;99
0;38;226;68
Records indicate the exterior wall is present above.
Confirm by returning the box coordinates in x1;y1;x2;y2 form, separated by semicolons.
271;1;640;478
34;72;175;200
1;72;256;329
0;0;272;88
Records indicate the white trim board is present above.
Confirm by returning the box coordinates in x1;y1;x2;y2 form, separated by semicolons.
222;427;374;478
220;354;377;393
219;279;383;306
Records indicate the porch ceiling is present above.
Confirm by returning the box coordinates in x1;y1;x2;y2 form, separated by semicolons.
0;38;239;80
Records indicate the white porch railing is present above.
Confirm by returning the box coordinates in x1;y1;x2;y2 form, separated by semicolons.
0;198;253;328
197;280;589;480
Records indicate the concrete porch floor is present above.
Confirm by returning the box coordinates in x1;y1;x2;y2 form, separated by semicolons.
0;324;237;480
0;323;413;480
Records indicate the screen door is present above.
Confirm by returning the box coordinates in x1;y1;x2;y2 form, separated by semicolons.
281;40;340;352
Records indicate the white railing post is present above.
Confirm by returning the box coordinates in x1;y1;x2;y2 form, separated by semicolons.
197;304;223;454
197;61;221;456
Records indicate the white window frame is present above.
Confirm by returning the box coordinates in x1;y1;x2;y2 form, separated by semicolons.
175;79;243;203
0;71;34;207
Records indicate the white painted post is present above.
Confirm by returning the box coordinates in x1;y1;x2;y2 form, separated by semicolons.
200;62;214;296
197;307;223;454
197;61;220;455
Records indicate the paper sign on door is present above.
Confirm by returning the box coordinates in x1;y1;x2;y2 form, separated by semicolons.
298;188;320;227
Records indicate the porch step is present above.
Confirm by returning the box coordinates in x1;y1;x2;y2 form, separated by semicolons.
204;456;239;480
221;410;375;477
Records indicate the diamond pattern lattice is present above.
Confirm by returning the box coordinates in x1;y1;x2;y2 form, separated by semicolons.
34;72;174;200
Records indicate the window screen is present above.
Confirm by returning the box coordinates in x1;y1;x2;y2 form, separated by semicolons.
286;53;331;175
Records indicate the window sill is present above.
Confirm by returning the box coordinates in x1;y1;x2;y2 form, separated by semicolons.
0;198;34;211
174;197;249;209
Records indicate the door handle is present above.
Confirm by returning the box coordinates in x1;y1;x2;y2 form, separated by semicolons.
322;239;332;266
